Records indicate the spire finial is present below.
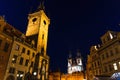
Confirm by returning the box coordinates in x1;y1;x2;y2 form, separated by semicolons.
68;51;72;58
37;0;45;11
76;49;81;57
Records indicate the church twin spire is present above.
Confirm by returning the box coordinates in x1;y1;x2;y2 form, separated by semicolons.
68;50;83;74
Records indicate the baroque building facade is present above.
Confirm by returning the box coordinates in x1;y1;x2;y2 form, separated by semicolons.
0;2;50;80
86;30;120;80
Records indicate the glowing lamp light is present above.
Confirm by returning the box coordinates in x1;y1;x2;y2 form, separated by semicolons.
12;58;15;61
17;74;19;77
20;74;23;77
113;63;118;70
94;45;98;50
33;72;37;76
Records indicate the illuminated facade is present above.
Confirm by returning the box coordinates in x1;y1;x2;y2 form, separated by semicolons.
0;2;50;80
49;71;85;80
49;51;86;80
86;30;120;80
68;51;83;74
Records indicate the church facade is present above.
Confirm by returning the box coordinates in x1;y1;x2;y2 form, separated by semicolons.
49;51;86;80
68;51;83;74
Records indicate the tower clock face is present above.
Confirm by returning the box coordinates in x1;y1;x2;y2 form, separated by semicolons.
26;17;39;36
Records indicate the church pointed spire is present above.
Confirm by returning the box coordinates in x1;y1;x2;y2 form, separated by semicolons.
76;49;81;57
68;51;72;59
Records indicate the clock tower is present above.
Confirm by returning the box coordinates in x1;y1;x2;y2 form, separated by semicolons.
26;3;50;55
25;1;50;80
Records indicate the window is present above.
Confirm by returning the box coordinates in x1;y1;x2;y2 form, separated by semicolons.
3;42;9;52
115;48;119;54
15;44;20;50
94;62;97;68
110;50;113;56
19;57;23;65
30;61;34;67
97;61;100;66
0;39;2;46
42;34;44;40
104;66;108;72
102;54;105;60
25;59;29;66
113;63;118;70
0;56;3;62
41;47;44;55
108;64;113;71
106;52;109;58
12;55;18;63
32;52;35;57
21;47;25;53
27;50;30;55
9;67;15;74
43;20;46;25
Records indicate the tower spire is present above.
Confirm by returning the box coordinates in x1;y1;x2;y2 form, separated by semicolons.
37;0;45;11
68;51;72;59
76;49;81;57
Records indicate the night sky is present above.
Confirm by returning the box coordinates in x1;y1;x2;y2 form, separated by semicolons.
1;0;120;73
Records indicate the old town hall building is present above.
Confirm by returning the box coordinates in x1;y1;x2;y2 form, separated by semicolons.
0;2;50;80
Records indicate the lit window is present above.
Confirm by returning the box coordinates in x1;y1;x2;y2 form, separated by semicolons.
113;63;118;70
